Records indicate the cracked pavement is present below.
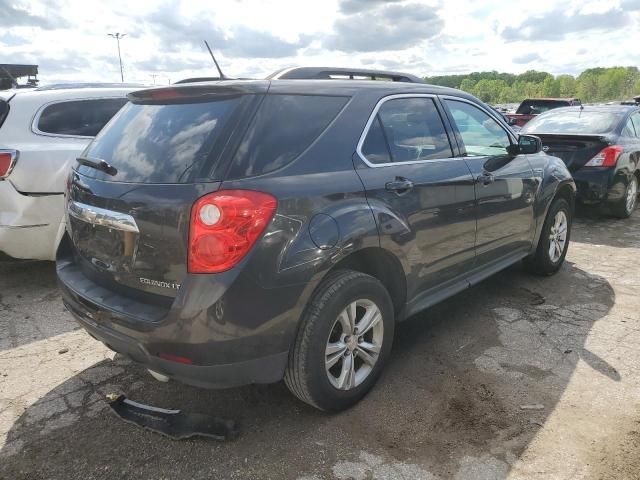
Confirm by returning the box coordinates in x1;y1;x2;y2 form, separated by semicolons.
1;213;640;479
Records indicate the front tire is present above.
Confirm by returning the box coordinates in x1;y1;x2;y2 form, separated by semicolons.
525;197;572;276
284;270;394;411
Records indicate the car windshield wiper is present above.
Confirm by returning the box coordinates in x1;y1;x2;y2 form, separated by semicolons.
76;156;117;176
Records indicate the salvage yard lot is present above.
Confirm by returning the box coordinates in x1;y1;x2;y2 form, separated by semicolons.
1;214;640;480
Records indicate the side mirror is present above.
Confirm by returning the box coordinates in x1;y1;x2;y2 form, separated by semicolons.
516;134;542;155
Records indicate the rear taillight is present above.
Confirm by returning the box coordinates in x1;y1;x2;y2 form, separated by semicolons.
584;145;624;167
0;149;18;179
188;190;277;273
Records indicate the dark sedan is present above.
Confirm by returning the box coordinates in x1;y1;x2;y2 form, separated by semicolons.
523;105;640;217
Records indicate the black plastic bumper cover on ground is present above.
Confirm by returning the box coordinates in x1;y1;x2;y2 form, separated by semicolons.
107;394;239;441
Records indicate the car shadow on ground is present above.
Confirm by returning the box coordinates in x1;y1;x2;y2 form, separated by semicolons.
0;260;79;352
0;258;616;479
573;206;640;249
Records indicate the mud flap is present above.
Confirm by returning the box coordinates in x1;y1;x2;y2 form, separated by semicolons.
107;394;239;441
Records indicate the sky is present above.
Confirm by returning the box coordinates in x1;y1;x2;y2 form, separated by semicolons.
1;0;640;85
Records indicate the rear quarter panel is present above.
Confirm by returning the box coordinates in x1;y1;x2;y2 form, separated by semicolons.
215;91;384;351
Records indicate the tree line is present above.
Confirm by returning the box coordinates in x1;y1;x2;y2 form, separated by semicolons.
424;67;640;104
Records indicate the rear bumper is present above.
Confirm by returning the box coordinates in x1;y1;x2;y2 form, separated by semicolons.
572;168;622;205
0;180;65;260
56;247;303;389
67;303;288;389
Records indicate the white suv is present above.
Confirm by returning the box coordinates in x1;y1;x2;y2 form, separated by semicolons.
0;84;139;260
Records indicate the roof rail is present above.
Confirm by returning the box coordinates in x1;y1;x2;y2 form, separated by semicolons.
267;67;424;83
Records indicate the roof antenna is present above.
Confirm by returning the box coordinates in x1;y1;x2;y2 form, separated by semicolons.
204;40;226;80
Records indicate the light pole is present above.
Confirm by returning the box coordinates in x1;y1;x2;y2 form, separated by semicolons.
108;33;126;82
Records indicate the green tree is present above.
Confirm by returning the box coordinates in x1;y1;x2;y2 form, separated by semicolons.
556;75;577;97
425;67;640;104
541;76;560;97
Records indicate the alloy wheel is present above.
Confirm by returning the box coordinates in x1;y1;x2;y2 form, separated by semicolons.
325;299;384;390
626;177;638;214
548;210;568;263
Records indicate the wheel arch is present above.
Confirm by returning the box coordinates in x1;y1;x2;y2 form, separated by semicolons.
531;178;576;253
553;181;576;213
318;246;407;320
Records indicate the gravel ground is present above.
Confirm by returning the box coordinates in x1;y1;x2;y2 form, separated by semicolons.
1;212;639;479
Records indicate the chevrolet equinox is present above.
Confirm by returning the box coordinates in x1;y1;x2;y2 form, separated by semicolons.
57;68;576;411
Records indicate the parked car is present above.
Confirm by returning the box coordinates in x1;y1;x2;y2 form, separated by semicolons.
505;98;582;128
57;69;575;411
0;84;141;260
522;105;640;217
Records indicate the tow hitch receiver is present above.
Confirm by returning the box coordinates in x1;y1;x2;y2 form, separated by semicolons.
107;394;239;441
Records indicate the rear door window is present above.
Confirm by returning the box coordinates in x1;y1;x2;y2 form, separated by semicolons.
360;97;453;164
361;116;392;164
444;100;511;156
227;94;348;178
79;97;244;183
36;98;128;137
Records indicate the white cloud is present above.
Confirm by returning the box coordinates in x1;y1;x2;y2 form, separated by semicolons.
1;0;639;85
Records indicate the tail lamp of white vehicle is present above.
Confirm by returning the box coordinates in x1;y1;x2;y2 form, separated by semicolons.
0;149;19;179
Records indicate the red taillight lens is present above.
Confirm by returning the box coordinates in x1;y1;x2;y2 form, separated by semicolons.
188;190;277;273
0;149;18;179
584;145;624;167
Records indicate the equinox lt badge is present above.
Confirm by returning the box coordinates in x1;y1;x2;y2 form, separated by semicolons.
139;277;181;290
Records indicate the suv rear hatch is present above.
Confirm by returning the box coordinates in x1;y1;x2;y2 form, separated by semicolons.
65;82;267;299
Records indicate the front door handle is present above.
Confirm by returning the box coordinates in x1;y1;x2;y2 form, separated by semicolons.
476;173;495;185
385;177;414;193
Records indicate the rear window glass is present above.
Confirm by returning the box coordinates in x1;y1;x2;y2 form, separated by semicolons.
36;98;128;137
0;100;8;129
523;110;623;135
516;100;572;114
78;97;243;183
226;94;348;178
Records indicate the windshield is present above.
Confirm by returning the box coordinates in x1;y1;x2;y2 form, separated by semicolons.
78;97;244;183
523;110;623;135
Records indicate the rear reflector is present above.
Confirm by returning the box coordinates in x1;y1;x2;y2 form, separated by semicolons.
0;149;18;179
584;145;624;167
158;353;193;365
189;190;277;273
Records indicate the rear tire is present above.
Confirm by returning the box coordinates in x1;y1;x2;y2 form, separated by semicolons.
525;197;572;276
284;270;394;411
611;175;638;219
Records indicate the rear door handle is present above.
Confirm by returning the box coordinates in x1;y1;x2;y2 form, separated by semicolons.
385;177;414;193
476;173;495;185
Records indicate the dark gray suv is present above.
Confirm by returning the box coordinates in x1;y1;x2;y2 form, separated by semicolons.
57;68;576;411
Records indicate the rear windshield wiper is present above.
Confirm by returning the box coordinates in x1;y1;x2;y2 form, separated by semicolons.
76;156;117;176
